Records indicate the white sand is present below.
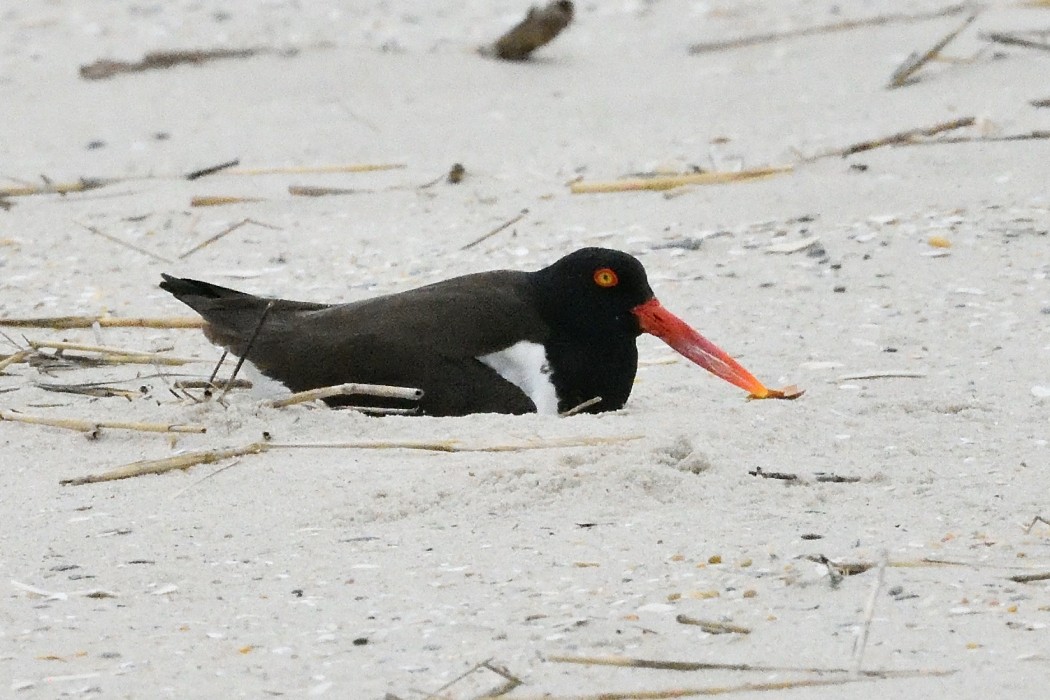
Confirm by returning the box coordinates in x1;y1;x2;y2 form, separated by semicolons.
2;1;1049;697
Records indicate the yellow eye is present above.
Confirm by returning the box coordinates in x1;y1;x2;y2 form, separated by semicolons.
593;267;619;288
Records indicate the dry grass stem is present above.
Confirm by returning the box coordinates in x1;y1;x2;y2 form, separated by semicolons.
888;12;978;88
266;382;423;408
560;396;602;416
902;130;1050;146
185;159;241;180
461;208;530;250
546;654;954;679
0;178;106;198
980;30;1050;52
838;370;927;381
76;221;172;263
689;3;969;53
675;615;751;634
172;379;252;390
852;553;888;677
219;300;274;401
35;382;141;400
190;196;263;207
0;410;205;436
61;435;642;485
570;166;791;194
178;218;276;259
0;316;203;329
27;339;198;366
0;350;31;373
79;47;290;80
227;163;405;175
288;185;359;197
267;435;642;453
1008;571;1050;584
61;443;267;486
804;117;975;160
484;1;574;60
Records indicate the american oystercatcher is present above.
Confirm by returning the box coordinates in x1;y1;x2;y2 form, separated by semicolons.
161;247;789;416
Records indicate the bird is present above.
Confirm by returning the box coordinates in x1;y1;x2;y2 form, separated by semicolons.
160;247;776;416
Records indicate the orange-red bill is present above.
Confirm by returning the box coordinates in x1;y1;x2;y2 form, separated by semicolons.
632;298;773;399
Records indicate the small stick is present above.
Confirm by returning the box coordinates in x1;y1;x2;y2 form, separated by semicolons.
689;3;969;54
0;316;203;329
219;301;274;401
185;158;241;180
0;178;106;198
266;382;423;408
804;117;975;161
838;370;927;381
560;396;602;416
75;221;172;263
570;166;791;194
227;163;405;176
190;196;263;207
851;553;888;677
1032;98;1050;108
461;208;530;250
26;339;197;365
61;443;267;485
0;410;205;435
980;31;1050;53
483;1;575;61
179;218;253;259
675;615;751;634
0;349;30;373
888;12;978;88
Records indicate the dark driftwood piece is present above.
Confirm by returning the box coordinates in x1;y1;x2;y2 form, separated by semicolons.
486;1;574;60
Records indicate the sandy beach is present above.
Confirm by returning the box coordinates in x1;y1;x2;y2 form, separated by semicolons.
2;1;1049;697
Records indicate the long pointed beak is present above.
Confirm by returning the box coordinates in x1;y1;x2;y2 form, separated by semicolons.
632;298;772;398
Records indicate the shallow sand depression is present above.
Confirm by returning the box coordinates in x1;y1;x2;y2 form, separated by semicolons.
2;1;1049;697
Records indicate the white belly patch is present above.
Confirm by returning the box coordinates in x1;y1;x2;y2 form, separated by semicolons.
478;341;559;415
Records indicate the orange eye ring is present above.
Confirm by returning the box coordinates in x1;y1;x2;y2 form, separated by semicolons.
593;267;619;288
